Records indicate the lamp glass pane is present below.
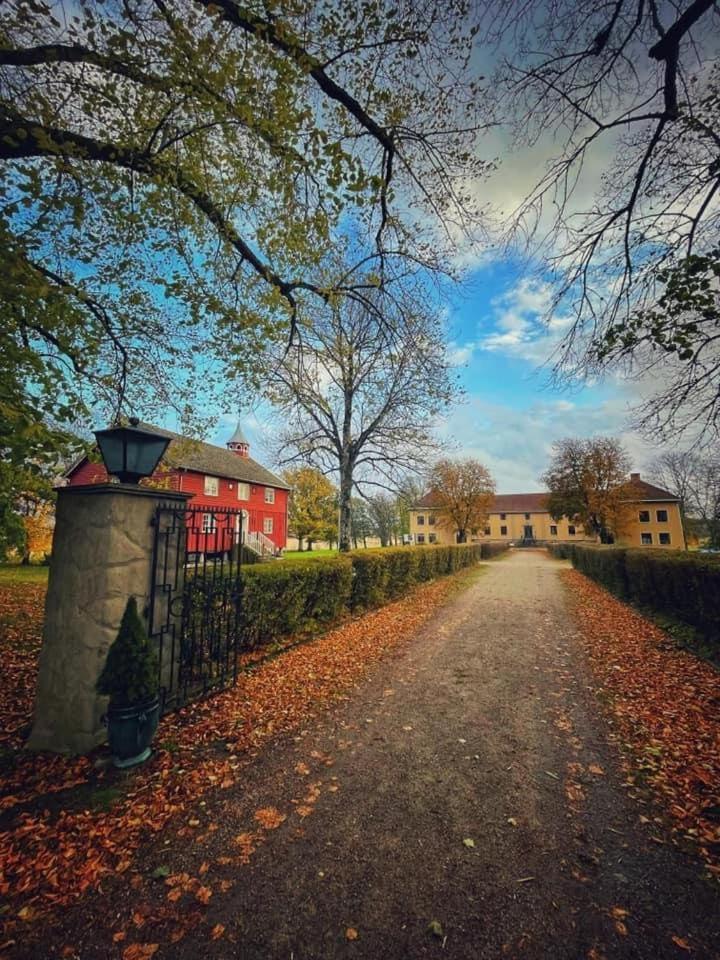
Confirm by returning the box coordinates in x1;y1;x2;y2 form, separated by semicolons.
96;433;125;474
126;436;168;475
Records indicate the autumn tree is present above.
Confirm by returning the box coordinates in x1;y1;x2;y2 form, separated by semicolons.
649;450;720;547
0;0;489;462
268;291;458;551
492;1;720;443
427;458;495;544
283;466;337;552
541;438;634;543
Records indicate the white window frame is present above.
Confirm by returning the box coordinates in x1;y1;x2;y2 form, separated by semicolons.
202;512;217;533
237;481;250;501
204;475;219;497
659;532;671;545
417;533;425;544
263;516;273;534
264;487;275;504
641;532;653;545
428;533;437;544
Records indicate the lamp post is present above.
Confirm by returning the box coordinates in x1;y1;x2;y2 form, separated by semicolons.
94;419;170;485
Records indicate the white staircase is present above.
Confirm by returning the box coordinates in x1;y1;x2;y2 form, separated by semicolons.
243;530;279;561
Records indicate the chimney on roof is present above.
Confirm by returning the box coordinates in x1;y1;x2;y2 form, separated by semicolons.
630;472;640;481
227;420;250;458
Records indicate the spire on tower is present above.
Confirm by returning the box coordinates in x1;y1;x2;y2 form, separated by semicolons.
227;420;250;457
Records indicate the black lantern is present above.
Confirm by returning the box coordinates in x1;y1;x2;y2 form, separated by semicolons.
94;420;171;485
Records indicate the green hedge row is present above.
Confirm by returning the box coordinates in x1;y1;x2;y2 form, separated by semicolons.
235;543;507;648
549;543;720;643
238;556;352;648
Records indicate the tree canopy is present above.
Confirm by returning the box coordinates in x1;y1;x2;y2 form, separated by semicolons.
283;465;336;550
541;437;634;542
1;0;488;441
427;458;495;543
493;0;720;443
268;290;459;550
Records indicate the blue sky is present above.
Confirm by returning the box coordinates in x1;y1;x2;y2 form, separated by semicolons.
209;254;660;495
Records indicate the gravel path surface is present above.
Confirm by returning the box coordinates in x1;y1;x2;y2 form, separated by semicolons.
45;551;720;958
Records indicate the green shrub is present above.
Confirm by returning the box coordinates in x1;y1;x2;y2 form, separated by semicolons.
547;543;575;561
239;556;352;647
200;542;501;650
481;542;510;560
624;550;720;642
567;545;720;645
96;597;159;707
348;550;390;610
571;545;630;597
349;544;484;610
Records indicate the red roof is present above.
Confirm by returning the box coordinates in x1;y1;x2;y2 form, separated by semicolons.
625;478;678;502
491;492;549;513
414;490;547;513
414;479;677;512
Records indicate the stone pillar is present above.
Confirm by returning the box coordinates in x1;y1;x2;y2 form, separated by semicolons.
28;484;191;754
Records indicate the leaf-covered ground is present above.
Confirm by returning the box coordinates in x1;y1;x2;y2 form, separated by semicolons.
561;569;720;878
0;567;479;941
0;579;45;752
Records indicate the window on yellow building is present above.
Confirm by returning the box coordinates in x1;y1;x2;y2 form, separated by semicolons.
659;532;671;544
500;513;506;520
524;513;530;520
568;525;576;535
639;510;650;522
641;532;652;545
484;526;491;535
657;509;668;522
417;515;425;525
417;533;425;543
500;525;507;536
429;533;437;543
428;515;436;525
550;525;558;535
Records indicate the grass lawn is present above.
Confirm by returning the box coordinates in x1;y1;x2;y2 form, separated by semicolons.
0;564;49;584
281;548;339;560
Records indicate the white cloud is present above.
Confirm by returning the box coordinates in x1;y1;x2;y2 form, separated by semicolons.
435;392;664;493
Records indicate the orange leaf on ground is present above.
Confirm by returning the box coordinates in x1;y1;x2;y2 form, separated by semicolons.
346;927;359;941
562;570;720;878
671;936;692;951
211;923;225;940
122;945;158;960
254;807;286;830
195;885;212;905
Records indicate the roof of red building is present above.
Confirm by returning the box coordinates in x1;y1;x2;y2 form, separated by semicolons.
67;423;290;490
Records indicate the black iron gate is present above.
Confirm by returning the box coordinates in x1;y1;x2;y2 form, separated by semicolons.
148;503;244;712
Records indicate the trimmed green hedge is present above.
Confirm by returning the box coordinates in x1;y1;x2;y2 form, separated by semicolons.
239;556;352;647
233;542;508;647
553;544;720;643
348;544;490;610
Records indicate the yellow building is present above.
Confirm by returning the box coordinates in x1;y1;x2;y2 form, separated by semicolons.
409;473;685;550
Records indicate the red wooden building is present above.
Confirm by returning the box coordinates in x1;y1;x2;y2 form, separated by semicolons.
66;422;290;557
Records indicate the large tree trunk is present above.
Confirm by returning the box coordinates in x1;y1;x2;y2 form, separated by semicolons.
338;458;354;552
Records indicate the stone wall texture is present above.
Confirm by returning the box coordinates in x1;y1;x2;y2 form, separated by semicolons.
28;485;190;754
